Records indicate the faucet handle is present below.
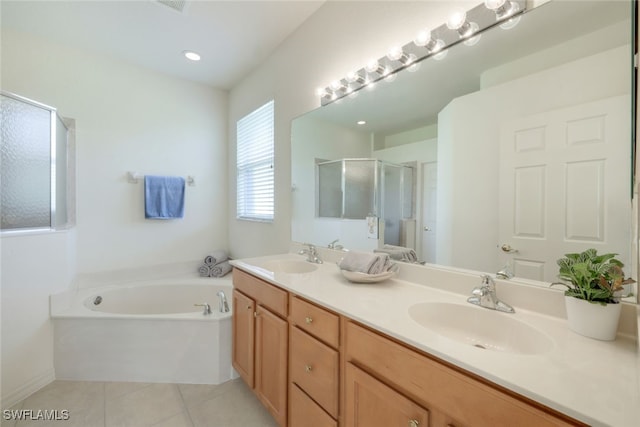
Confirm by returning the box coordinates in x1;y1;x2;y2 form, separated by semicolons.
471;286;487;297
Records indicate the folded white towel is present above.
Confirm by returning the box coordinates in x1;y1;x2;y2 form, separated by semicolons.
198;265;211;277
210;261;232;278
339;252;392;274
204;250;229;266
381;244;418;263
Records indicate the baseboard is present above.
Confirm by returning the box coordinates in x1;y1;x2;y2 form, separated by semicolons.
1;369;55;409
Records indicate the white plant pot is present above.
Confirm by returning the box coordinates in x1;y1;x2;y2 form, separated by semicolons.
564;296;622;341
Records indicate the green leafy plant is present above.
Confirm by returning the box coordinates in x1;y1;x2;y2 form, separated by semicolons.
551;249;635;305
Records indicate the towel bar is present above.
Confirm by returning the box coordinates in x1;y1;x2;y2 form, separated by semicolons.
127;171;195;186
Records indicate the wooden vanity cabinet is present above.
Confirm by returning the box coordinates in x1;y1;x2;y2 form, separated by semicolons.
232;267;584;427
344;321;584;427
288;295;341;427
232;269;288;427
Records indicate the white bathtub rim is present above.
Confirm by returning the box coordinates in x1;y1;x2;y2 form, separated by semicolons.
51;276;233;321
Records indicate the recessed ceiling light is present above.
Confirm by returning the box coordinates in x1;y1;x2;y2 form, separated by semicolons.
183;50;201;61
357;120;367;125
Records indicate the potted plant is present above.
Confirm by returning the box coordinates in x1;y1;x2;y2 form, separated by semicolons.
551;249;635;341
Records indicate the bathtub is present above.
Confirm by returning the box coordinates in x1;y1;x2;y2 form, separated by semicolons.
50;277;235;385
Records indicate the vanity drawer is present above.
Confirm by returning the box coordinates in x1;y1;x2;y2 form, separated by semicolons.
290;295;339;348
290;325;339;418
289;383;337;427
345;321;581;427
232;268;288;317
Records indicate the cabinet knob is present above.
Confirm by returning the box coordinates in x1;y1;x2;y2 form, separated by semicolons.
305;316;313;324
253;311;257;318
408;420;419;427
304;364;313;373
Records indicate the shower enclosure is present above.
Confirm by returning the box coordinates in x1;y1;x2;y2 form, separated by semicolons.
317;158;414;246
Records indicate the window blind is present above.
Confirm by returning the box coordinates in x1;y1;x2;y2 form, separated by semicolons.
236;100;274;221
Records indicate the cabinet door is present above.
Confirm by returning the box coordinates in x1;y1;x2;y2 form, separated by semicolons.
255;305;288;427
232;290;255;387
345;363;429;427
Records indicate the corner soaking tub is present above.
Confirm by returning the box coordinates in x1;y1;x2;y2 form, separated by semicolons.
50;278;235;385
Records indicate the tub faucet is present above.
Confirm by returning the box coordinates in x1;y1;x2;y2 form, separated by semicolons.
217;291;230;313
467;275;515;313
299;243;323;264
194;303;212;315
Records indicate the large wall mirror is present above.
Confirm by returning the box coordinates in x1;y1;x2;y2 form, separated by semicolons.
291;0;637;301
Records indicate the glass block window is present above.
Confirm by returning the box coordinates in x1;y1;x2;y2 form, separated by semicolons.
236;100;275;222
1;94;53;230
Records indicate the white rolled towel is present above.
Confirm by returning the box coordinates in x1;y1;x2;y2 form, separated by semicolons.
204;250;229;266
339;252;392;275
198;265;211;277
210;261;232;278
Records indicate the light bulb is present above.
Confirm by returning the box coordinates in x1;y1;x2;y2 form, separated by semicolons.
386;46;404;61
484;0;506;10
413;29;431;47
330;80;342;91
365;59;380;73
346;71;358;83
446;8;467;30
315;87;328;97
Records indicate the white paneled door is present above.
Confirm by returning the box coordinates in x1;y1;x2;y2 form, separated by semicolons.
499;95;631;282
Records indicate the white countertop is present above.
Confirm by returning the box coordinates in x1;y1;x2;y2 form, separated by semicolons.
230;252;640;427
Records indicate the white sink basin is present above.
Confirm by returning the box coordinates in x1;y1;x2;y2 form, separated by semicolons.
408;302;554;355
260;259;319;274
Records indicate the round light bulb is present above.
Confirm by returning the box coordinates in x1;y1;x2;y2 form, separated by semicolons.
330;80;342;91
386;46;404;61
446;9;467;30
365;59;380;73
413;29;431;47
484;0;506;10
346;71;358;83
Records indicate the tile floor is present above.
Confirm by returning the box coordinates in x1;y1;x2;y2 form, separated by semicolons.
2;379;278;427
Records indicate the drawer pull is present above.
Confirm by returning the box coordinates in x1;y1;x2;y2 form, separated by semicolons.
304;364;313;373
408;420;419;427
305;316;313;324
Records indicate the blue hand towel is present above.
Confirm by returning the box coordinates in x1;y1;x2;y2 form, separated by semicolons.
144;175;185;219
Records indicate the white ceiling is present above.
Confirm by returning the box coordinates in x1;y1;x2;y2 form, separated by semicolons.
1;0;325;89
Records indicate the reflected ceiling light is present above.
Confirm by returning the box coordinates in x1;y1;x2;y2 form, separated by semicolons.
357;120;366;125
182;50;201;61
316;0;526;106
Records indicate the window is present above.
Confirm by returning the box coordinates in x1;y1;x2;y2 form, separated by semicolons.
0;92;70;231
236;100;274;222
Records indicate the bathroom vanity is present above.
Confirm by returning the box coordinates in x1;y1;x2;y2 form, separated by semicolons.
230;252;639;427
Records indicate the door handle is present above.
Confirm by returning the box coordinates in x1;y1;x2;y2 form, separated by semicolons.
500;244;518;253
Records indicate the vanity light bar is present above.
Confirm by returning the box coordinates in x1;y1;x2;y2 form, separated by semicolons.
318;0;526;106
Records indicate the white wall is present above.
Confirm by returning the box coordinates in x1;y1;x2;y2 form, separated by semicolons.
2;29;228;273
1;29;228;406
228;1;477;258
0;230;76;407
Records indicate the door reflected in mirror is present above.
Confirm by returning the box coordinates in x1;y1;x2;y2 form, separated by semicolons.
291;0;636;301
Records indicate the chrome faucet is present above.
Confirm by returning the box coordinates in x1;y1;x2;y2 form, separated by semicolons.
217;291;230;313
194;303;212;315
496;263;514;279
299;243;323;264
467;275;515;313
327;239;344;251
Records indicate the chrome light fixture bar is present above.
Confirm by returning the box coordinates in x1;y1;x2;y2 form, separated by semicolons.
318;0;525;106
